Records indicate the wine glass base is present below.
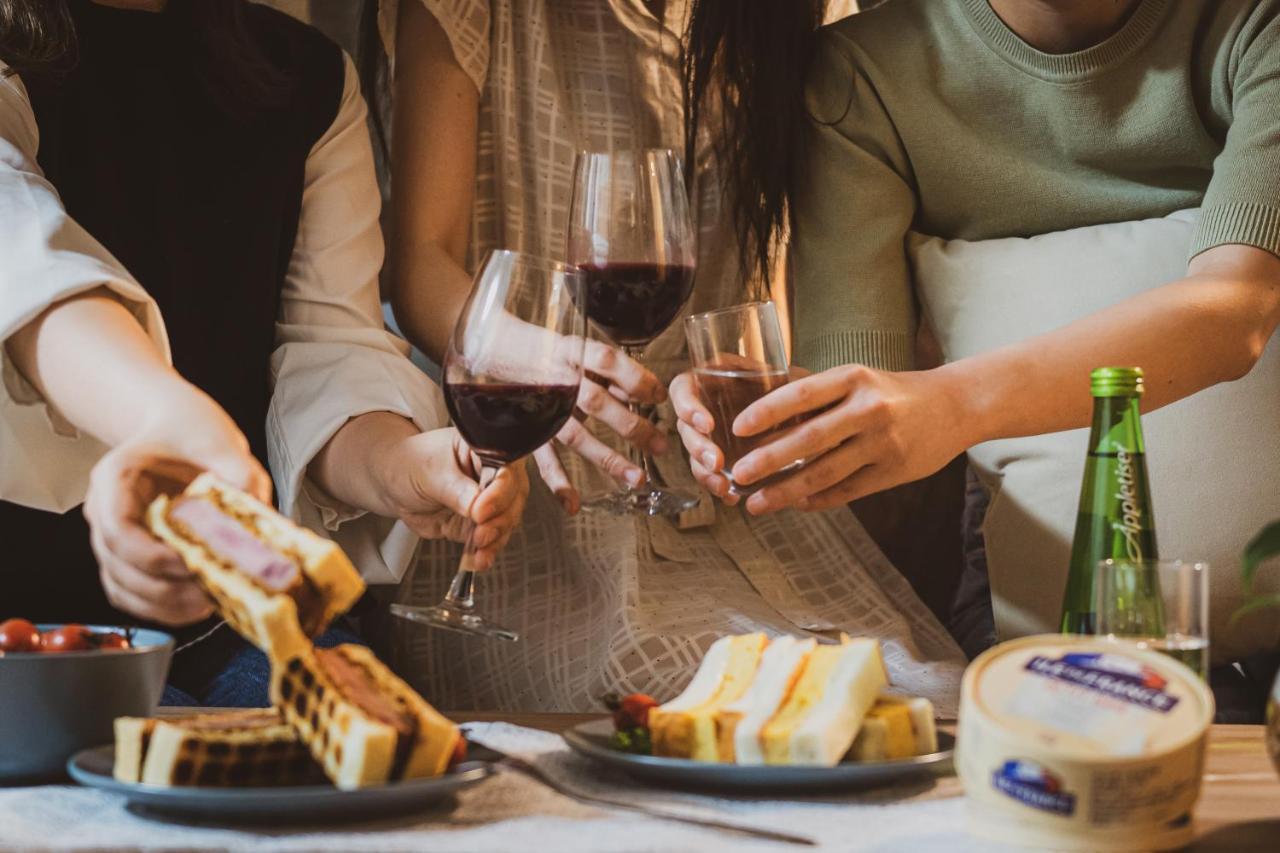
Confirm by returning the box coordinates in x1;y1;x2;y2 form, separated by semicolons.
581;486;700;517
390;603;519;642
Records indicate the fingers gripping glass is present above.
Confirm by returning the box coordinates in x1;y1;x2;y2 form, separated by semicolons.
567;149;699;517
392;251;586;642
684;301;803;495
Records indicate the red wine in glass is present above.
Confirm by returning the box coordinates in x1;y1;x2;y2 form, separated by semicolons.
392;250;586;642
692;365;794;474
578;262;696;348
568;149;700;517
445;382;579;465
684;302;803;495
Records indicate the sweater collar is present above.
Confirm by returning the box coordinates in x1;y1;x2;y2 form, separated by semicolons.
959;0;1171;82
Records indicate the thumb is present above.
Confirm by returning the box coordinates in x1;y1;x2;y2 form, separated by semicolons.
206;453;273;505
431;464;481;520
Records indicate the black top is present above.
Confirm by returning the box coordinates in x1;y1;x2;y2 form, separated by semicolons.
0;0;344;628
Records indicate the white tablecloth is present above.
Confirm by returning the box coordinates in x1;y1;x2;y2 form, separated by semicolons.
0;723;1008;852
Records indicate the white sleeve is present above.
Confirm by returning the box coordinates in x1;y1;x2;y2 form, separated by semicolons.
0;67;171;512
268;53;448;585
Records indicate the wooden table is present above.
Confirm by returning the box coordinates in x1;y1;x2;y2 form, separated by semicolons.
454;713;1280;849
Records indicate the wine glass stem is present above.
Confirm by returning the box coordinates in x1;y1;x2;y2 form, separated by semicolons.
625;346;660;491
443;462;502;610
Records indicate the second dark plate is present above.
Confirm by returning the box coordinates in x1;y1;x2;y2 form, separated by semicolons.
562;718;954;793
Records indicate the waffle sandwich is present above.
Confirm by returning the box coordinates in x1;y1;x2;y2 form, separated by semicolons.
272;643;462;790
146;473;365;660
114;710;322;787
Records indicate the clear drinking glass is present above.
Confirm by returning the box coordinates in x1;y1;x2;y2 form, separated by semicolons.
1095;558;1210;679
391;250;586;642
567;149;699;517
683;301;802;495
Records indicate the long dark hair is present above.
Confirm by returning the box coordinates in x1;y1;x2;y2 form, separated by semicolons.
683;0;827;285
0;0;75;78
0;0;291;120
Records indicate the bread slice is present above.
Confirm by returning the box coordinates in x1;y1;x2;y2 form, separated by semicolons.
759;636;887;766
113;716;156;783
715;636;816;764
147;473;364;661
271;644;461;790
848;695;938;761
649;633;768;762
114;710;321;787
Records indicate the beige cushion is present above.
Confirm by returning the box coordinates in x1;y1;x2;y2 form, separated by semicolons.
911;210;1280;662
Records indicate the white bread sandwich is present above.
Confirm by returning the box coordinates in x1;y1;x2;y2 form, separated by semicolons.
114;709;322;787
715;636;817;764
271;643;461;790
147;473;365;661
848;695;938;761
649;633;768;762
758;636;887;766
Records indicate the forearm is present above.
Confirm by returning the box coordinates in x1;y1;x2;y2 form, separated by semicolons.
952;263;1280;445
386;0;480;364
5;291;204;446
309;410;419;518
388;239;471;363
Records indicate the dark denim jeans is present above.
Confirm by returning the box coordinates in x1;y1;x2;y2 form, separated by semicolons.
160;621;364;708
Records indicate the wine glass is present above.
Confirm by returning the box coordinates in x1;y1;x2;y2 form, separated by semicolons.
391;250;586;642
567;148;699;517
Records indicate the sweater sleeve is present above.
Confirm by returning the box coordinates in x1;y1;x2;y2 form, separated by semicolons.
791;27;919;374
1190;1;1280;261
0;66;171;512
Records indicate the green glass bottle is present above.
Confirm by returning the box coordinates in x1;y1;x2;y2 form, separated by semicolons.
1059;367;1159;634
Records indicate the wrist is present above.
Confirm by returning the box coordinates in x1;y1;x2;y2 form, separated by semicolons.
343;412;421;517
932;360;993;451
134;379;238;447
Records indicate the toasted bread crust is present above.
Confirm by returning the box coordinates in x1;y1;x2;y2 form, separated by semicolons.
145;474;364;660
271;644;461;790
113;717;157;782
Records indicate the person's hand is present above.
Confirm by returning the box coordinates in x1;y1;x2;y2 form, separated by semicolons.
84;391;271;626
378;427;530;570
726;364;974;514
532;340;668;514
669;365;813;506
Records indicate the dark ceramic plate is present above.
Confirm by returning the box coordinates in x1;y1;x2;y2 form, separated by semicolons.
563;718;954;793
68;745;494;823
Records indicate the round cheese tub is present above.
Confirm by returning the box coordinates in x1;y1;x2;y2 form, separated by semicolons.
957;634;1213;851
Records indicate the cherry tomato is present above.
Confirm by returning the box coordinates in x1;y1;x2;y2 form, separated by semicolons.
448;737;468;769
0;618;41;653
94;632;131;651
40;624;94;653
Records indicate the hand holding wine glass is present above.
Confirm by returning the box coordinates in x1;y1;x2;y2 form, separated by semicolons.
567;148;699;517
391;250;586;641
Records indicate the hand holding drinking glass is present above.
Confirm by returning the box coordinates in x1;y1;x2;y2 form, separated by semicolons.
672;301;804;504
391;250;586;642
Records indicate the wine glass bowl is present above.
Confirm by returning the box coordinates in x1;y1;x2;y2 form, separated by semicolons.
567;149;700;517
392;250;586;642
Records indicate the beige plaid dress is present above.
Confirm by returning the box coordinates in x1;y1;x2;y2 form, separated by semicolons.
380;0;966;714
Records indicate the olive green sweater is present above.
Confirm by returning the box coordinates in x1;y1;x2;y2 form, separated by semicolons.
792;0;1280;373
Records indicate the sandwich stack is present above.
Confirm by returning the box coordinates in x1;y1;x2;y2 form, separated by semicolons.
649;633;938;766
116;473;462;790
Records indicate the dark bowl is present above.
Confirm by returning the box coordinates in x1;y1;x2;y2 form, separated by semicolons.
0;625;173;783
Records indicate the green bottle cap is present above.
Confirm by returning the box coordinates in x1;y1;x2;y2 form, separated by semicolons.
1090;366;1144;397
